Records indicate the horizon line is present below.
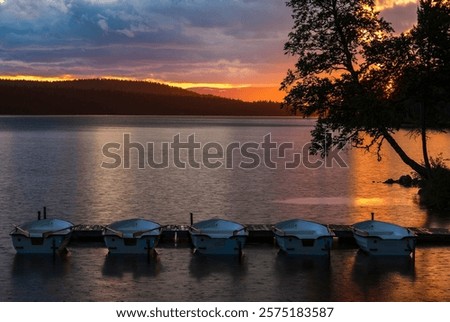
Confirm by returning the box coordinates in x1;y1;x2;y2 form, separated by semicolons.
0;74;281;90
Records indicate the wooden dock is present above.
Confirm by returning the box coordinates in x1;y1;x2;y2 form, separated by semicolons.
70;224;450;245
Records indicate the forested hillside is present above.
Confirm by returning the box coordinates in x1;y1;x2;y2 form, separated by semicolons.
0;79;287;116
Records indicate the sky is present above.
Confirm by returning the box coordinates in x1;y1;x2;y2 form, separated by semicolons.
0;0;420;91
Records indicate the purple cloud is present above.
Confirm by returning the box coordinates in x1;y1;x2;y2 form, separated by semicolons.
0;0;420;85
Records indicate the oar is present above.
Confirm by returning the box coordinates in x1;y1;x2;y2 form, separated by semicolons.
272;226;286;236
189;225;201;233
11;226;30;238
132;225;164;238
103;226;124;238
232;226;247;236
42;226;73;238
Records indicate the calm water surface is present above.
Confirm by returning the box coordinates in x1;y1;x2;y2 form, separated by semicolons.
0;116;449;301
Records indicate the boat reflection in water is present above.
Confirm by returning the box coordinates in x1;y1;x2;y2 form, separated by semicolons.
10;254;72;301
12;253;71;278
189;254;248;280
274;253;332;301
102;253;162;278
351;251;416;301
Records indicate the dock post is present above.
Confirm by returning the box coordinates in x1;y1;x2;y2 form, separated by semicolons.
43;206;47;219
238;241;243;263
52;238;56;259
146;239;151;262
38;211;41;220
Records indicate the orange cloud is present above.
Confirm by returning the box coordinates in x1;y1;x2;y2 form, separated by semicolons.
375;0;418;10
0;74;76;82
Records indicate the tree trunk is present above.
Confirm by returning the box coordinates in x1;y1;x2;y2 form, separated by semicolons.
381;129;429;178
421;65;433;177
421;102;432;178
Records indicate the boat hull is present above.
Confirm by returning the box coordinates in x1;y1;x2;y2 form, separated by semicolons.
353;220;416;256
190;235;247;255
104;235;160;254
275;235;333;255
10;218;74;254
11;234;71;254
353;234;416;256
273;219;334;256
103;218;162;254
189;218;248;255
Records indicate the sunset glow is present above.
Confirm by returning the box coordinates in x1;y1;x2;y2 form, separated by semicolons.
0;74;250;93
0;75;76;82
0;1;420;101
375;0;418;10
158;81;250;90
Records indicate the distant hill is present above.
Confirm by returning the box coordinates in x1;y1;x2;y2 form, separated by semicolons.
188;86;285;102
0;79;288;116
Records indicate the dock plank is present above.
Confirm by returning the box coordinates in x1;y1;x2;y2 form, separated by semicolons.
70;223;450;245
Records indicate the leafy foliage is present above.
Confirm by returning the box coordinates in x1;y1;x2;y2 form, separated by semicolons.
420;156;450;210
282;0;450;179
391;0;450;129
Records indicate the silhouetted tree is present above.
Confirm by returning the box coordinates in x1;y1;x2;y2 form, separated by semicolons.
282;0;450;180
393;0;450;177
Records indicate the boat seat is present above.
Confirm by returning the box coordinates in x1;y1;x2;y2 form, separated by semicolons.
29;232;45;238
194;231;246;238
370;231;394;236
281;230;318;237
280;230;316;234
198;230;243;234
294;230;316;235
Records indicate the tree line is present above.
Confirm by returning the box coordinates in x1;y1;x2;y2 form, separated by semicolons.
0;79;287;116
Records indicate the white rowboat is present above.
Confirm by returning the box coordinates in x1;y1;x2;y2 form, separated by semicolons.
352;220;416;256
10;218;74;254
103;218;162;254
273;219;334;255
189;218;248;255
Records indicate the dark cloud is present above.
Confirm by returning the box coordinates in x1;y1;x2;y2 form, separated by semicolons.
0;0;420;85
0;0;294;83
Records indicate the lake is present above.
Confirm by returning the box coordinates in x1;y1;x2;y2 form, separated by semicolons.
0;116;449;301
